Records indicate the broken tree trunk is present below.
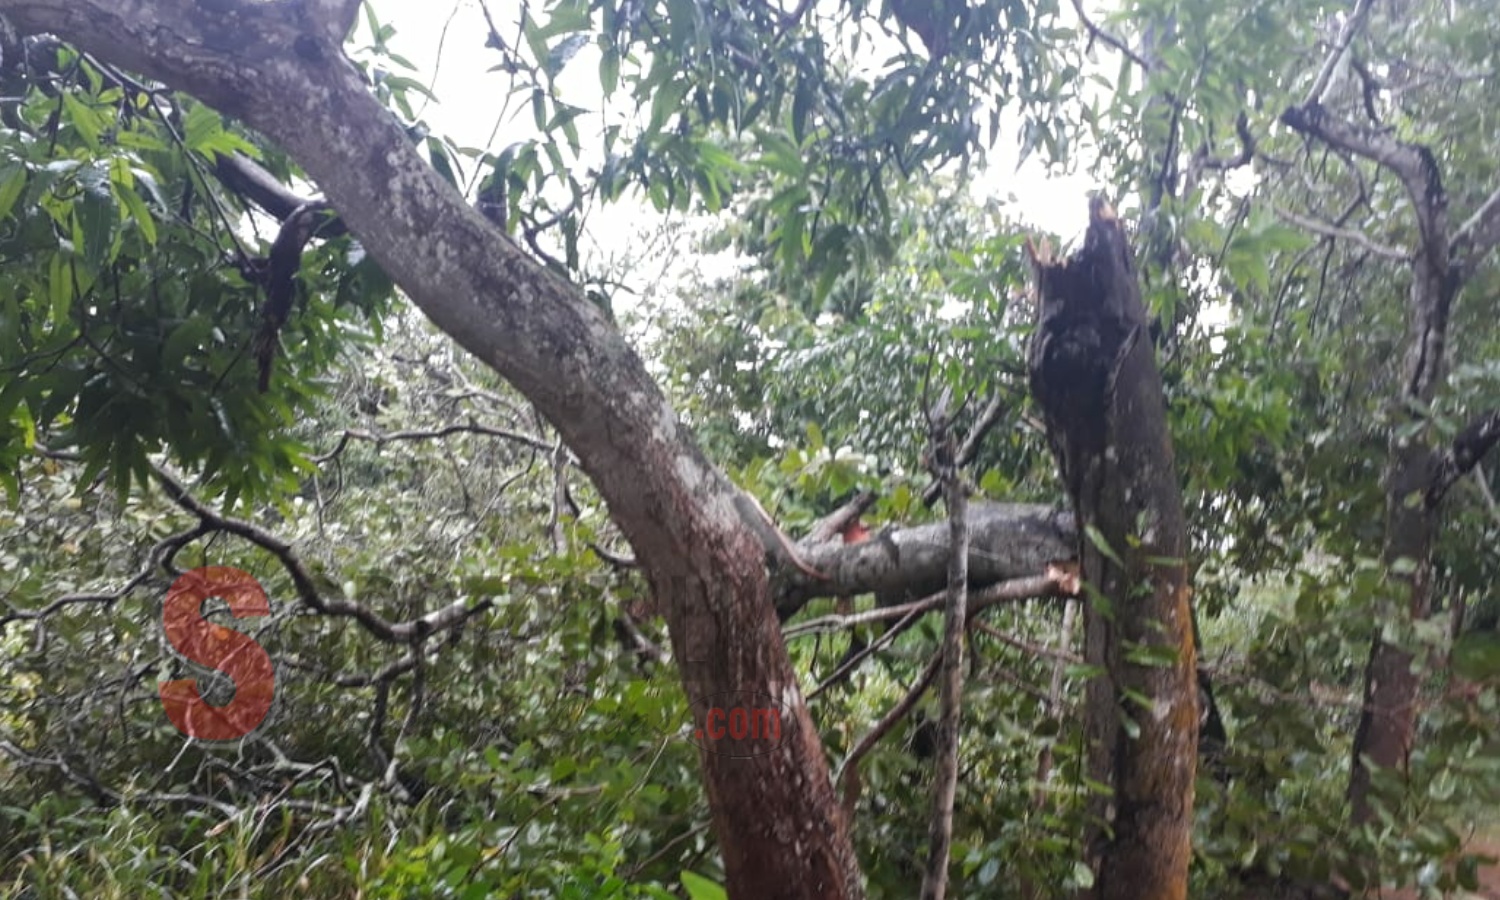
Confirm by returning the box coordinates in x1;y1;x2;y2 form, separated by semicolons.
1026;198;1199;900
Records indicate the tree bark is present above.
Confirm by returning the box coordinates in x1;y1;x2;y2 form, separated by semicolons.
0;2;863;895
780;501;1075;617
1027;199;1198;900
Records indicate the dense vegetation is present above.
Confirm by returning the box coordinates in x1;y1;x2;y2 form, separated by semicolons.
2;0;1499;896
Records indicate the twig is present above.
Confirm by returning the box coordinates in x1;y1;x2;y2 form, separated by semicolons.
922;391;1009;507
1068;0;1150;70
150;464;492;645
1473;463;1500;528
785;572;1065;642
834;652;943;812
314;422;553;462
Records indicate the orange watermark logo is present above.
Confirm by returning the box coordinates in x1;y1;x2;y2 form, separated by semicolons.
159;566;276;741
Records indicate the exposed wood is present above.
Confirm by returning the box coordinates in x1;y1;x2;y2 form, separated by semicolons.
779;502;1076;618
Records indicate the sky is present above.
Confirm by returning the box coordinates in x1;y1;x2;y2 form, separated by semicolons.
360;0;1099;295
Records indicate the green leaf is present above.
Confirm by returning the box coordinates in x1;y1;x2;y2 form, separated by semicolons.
162;316;214;368
0;164;27;221
599;45;620;97
182;103;225;153
1084;524;1124;566
792;80;814;144
680;871;727;900
74;191;117;269
382;74;439;102
60;93;102;149
1452;632;1500;682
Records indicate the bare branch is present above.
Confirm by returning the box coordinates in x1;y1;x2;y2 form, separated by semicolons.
1473;463;1500;528
920;402;966;900
922;391;1010;506
249;200;339;390
786;572;1068;640
972;617;1081;665
1030;597;1080;803
834;652;942;816
150;464;492;644
314;422;553;462
1271;204;1409;260
0;519;206;633
1303;0;1377;106
1183;112;1257;199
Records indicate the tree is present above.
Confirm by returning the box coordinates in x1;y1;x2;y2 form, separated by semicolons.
6;0;1499;897
0;0;1104;896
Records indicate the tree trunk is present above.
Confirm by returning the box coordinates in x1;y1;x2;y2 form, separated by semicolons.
1344;252;1452;824
1026;199;1198;900
0;2;864;895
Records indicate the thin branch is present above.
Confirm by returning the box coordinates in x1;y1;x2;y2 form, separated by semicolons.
920;401;967;900
1473;463;1500;529
0;521;207;633
1271;204;1409;260
314;422;553;462
1303;0;1376;107
971;618;1081;665
150;464;492;644
1068;0;1150;70
922;391;1010;507
1031;597;1080;803
1183;112;1256;199
834;651;942;814
785;572;1065;641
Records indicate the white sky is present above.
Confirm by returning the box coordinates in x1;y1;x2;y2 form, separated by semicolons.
364;0;1098;288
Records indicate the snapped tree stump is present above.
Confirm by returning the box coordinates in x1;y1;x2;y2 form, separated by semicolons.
1027;198;1199;900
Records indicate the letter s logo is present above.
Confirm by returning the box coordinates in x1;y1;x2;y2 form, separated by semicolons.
159;566;276;741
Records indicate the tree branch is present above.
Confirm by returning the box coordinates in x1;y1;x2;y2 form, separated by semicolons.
920;399;966;900
1302;0;1376;107
150;464;492;644
1068;0;1149;70
921;390;1010;507
834;652;941;817
778;502;1076;617
1428;409;1500;505
314;422;554;462
1450;184;1500;281
1271;204;1409;260
1280;101;1448;266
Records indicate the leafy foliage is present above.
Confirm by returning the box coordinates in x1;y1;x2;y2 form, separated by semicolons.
4;0;1500;896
